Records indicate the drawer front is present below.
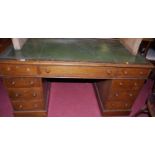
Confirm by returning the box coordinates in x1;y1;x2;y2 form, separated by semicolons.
14;110;47;117
104;101;132;110
39;65;117;78
1;64;37;76
107;91;139;102
12;100;45;111
116;68;151;78
4;77;41;88
8;88;43;101
111;79;145;91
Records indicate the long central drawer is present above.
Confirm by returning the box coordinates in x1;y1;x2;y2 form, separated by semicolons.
39;65;117;78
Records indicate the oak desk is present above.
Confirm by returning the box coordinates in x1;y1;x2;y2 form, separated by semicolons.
0;39;153;116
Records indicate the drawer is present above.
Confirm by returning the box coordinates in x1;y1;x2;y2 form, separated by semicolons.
116;68;151;78
4;77;41;88
103;101;133;110
14;110;47;117
1;64;37;76
39;65;117;78
7;88;43;101
111;79;145;91
107;91;139;102
12;100;45;111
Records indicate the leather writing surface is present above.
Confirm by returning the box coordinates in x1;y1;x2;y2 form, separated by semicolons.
0;39;149;65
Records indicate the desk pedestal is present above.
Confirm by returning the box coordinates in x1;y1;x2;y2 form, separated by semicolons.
3;77;49;117
94;79;145;116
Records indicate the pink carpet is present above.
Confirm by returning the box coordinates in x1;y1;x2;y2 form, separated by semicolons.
129;79;154;116
48;82;101;117
0;79;13;116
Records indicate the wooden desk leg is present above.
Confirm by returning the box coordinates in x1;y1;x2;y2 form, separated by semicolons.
94;79;145;116
2;77;50;117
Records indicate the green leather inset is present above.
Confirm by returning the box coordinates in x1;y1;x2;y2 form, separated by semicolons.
0;38;149;65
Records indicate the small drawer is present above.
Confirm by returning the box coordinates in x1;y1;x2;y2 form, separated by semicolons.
12;100;45;111
13;110;47;117
107;91;139;102
39;65;117;78
104;101;133;110
116;68;151;78
111;79;145;91
7;88;43;101
4;77;41;88
1;64;37;76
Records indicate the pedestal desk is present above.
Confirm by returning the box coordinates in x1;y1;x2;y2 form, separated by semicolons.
0;39;154;116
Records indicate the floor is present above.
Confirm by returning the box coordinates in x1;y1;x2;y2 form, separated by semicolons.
0;79;101;117
0;79;13;116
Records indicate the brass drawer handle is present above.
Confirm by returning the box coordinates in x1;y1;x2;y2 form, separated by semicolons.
34;103;38;108
129;93;133;97
30;81;34;85
106;70;112;75
111;103;114;107
7;67;11;71
45;68;51;73
32;92;37;97
115;93;119;97
119;82;123;86
26;68;30;72
15;66;19;69
19;104;23;109
125;103;129;108
123;71;128;75
140;71;143;75
11;81;16;85
15;93;20;97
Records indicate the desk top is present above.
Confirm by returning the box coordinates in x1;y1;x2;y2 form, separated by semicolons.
0;38;152;66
